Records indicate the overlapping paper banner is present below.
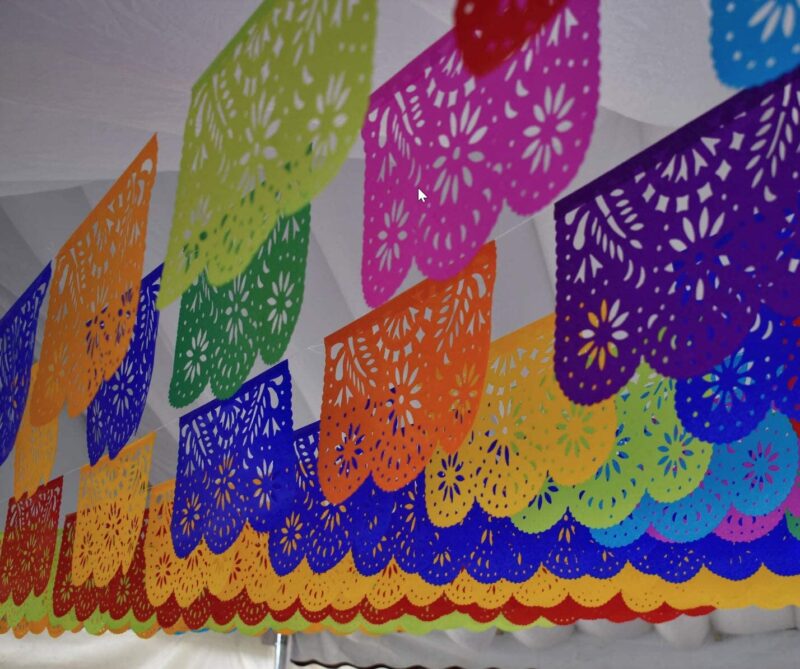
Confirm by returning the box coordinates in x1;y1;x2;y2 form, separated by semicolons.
86;267;161;464
29;136;157;425
320;244;495;503
0;511;711;639
0;478;62;608
72;434;154;588
0;265;50;466
361;0;598;306
169;206;311;406
8;0;800;645
711;0;800;88
171;361;293;557
13;468;800;639
12;364;59;500
555;65;800;406
454;0;566;76
158;0;376;308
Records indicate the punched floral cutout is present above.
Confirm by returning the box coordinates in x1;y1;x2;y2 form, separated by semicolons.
711;0;800;88
169;207;310;407
172;361;293;557
72;434;154;588
86;266;161;464
513;362;716;534
454;0;566;76
676;308;800;443
159;0;376;307
0;265;50;466
0;477;62;607
47;504;717;634
319;244;495;503
362;0;599;306
424;314;616;526
30;137;157;425
593;411;800;546
12;364;59;500
145;481;208;608
269;422;395;578
556;68;800;404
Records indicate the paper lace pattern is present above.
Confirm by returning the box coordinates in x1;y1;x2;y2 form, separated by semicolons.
169;206;310;407
171;361;293;557
30;136;157;424
71;434;154;588
361;0;598;306
319;244;496;503
0;265;50;465
711;1;800;88
86;266;161;464
555;68;800;405
158;0;376;307
0;478;62;606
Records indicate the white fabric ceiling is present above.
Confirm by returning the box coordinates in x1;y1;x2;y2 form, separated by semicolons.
4;0;793;665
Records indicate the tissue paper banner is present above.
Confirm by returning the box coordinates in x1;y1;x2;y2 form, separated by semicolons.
158;0;376;307
711;0;800;88
169;206;310;407
0;265;51;466
320;243;495;503
86;266;161;464
555;67;800;405
261;422;800;584
13;364;59;499
30;136;157;424
675;309;800;443
361;0;598;306
171;361;293;558
424;314;617;526
72;433;154;588
454;0;566;76
0;478;62;607
43;509;712;638
517;369;799;536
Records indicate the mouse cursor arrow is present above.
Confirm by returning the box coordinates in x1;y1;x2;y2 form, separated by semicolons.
417;188;428;202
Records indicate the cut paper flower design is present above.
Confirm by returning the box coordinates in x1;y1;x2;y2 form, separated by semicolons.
146;481;207;608
45;502;717;635
13;364;59;499
319;244;496;503
30;136;157;424
711;0;800;88
592;411;800;546
269;422;395;578
0;477;62;606
454;0;566;76
169;206;310;407
232;426;800;585
72;433;154;588
512;362;714;534
676;308;800;443
0;265;50;466
158;0;376;308
555;68;800;405
86;266;161;464
172;361;293;557
145;480;277;609
424;314;617;526
361;0;599;306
